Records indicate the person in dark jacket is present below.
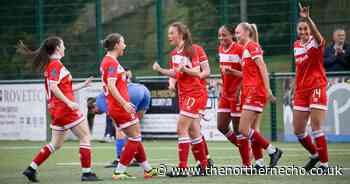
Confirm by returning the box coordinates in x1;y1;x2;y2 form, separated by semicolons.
324;28;350;71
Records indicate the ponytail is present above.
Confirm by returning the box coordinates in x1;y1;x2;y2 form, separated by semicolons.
237;22;260;44
249;23;259;44
16;36;62;71
102;33;123;51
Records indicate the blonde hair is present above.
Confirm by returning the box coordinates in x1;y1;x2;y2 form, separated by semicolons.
238;22;259;44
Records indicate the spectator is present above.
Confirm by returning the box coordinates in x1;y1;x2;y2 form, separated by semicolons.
324;28;350;71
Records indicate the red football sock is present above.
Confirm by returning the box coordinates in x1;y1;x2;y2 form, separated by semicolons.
202;135;209;157
134;141;147;163
178;137;191;168
119;138;139;166
237;134;251;166
251;140;263;160
191;137;208;168
32;143;55;167
225;131;238;146
296;133;317;155
79;144;92;170
313;131;328;163
249;129;269;149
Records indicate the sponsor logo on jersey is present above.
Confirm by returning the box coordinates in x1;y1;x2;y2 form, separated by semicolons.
172;55;192;67
219;53;241;63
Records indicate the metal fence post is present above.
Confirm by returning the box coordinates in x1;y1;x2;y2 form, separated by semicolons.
35;0;44;46
240;0;247;22
220;0;229;25
270;73;277;141
290;0;298;72
96;0;103;69
156;0;164;67
35;0;49;140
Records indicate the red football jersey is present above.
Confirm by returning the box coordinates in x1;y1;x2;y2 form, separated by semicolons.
170;44;202;96
100;55;130;109
195;45;209;94
241;41;267;97
294;37;327;92
218;42;244;99
44;59;75;107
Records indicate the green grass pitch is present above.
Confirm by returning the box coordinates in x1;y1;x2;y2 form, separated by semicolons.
0;140;349;184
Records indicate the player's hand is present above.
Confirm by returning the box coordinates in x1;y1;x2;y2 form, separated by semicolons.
299;3;310;18
123;102;136;114
224;67;233;75
268;93;277;103
335;47;345;56
221;65;230;74
68;101;79;110
168;83;176;91
176;64;185;72
152;62;161;72
83;76;93;88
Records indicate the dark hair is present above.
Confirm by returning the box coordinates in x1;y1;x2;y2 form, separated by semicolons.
102;33;123;51
238;22;259;44
219;24;236;41
87;97;96;112
170;22;194;57
16;36;62;71
86;97;96;132
297;18;308;25
220;24;235;35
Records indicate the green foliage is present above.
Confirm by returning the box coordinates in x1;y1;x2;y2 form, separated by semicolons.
0;0;93;79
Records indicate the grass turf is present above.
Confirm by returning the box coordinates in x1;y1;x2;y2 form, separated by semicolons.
0;140;349;184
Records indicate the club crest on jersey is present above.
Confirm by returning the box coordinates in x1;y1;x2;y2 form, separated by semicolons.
242;49;251;58
51;68;57;77
108;66;116;75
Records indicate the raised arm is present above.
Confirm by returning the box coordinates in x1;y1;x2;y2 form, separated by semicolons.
299;3;324;45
